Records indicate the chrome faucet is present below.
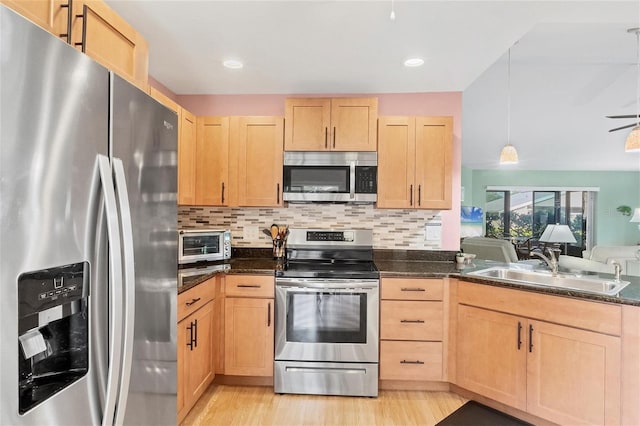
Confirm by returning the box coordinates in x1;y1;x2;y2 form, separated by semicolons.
611;261;622;283
530;247;559;276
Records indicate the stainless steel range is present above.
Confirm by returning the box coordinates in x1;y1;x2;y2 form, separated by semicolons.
274;229;379;397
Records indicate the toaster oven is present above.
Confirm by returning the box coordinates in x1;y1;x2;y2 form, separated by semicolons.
178;229;231;264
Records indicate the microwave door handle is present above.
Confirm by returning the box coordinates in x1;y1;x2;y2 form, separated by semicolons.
349;161;356;199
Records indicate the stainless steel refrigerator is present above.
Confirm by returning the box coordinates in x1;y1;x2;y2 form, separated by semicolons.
0;5;178;425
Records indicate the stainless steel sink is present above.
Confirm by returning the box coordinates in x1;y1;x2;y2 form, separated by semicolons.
467;267;630;296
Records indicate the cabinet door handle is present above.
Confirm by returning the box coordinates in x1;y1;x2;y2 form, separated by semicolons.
401;287;425;292
267;302;271;327
186;322;194;350
59;0;73;43
333;126;336;148
409;184;413;206
74;4;87;52
221;182;225;204
418;184;422;206
237;284;261;288
185;297;201;306
400;360;425;365
517;321;522;350
193;319;198;348
400;319;425;324
276;183;280;204
324;127;328;149
529;324;534;353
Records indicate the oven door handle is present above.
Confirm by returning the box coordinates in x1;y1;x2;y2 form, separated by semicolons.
276;278;379;288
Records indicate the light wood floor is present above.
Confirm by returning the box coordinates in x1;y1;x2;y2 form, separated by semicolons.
182;385;467;426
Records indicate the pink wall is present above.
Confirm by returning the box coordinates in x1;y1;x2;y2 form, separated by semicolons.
175;92;463;250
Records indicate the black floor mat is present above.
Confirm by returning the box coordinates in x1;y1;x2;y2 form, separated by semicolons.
436;401;532;426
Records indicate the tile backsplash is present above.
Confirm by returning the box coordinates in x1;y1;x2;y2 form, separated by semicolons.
179;204;443;250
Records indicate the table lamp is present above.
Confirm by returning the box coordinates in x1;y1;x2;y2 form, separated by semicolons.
539;223;577;255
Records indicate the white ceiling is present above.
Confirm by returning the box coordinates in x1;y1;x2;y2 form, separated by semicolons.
106;0;640;171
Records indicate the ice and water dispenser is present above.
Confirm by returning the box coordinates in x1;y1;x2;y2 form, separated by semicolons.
18;262;89;414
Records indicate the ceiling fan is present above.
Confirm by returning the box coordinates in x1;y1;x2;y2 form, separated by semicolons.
606;114;639;132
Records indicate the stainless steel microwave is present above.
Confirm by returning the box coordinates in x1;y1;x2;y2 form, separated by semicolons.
283;151;377;203
178;229;231;264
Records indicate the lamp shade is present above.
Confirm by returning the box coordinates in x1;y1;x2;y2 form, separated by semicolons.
499;144;519;164
630;207;640;223
539;224;577;244
625;126;640;152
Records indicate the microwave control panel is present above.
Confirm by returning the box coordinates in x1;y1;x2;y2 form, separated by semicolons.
355;167;377;193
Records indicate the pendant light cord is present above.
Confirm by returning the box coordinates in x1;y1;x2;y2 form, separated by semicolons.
636;27;640;126
507;47;511;144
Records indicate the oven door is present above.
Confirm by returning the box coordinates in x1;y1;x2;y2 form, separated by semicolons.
275;278;379;363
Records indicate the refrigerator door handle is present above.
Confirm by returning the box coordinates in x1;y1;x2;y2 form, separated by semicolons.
97;155;124;426
112;158;136;425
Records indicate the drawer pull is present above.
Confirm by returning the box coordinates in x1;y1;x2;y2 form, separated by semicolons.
400;319;425;324
238;284;261;288
400;287;426;292
185;297;201;306
400;360;425;365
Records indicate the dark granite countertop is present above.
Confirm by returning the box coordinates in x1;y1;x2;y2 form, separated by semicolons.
177;250;640;307
376;260;460;277
178;258;281;294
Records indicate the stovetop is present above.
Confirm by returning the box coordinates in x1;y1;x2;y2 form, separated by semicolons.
275;259;379;280
278;229;380;280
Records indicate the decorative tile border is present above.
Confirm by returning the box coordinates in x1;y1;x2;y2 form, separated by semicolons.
179;204;443;250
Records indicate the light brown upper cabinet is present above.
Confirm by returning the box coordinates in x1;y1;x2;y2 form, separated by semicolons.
195;117;230;206
233;116;284;207
284;98;377;151
178;108;197;205
1;0;67;37
71;0;148;88
377;116;452;210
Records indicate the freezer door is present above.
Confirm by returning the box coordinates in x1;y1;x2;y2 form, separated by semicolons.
0;5;111;425
110;73;178;425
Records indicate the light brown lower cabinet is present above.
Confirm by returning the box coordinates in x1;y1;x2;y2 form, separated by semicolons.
224;274;274;377
456;282;621;426
379;278;445;382
177;279;216;424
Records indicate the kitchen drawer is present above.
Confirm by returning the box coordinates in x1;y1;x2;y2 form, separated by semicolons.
381;278;444;301
380;340;443;381
178;277;215;322
225;274;274;298
380;301;443;341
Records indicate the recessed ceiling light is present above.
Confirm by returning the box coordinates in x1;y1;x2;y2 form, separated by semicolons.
404;58;424;67
223;59;243;69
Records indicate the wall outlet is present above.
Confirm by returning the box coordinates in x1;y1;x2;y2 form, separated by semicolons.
244;226;259;241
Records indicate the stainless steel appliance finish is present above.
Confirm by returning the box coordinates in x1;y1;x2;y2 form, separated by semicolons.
1;7;177;424
274;229;379;397
178;229;232;264
274;278;379;363
283;152;377;203
274;361;379;397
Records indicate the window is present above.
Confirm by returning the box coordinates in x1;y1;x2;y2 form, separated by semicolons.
485;187;596;257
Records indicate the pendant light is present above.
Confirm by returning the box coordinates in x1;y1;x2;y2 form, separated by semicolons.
499;46;519;164
626;28;640;152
